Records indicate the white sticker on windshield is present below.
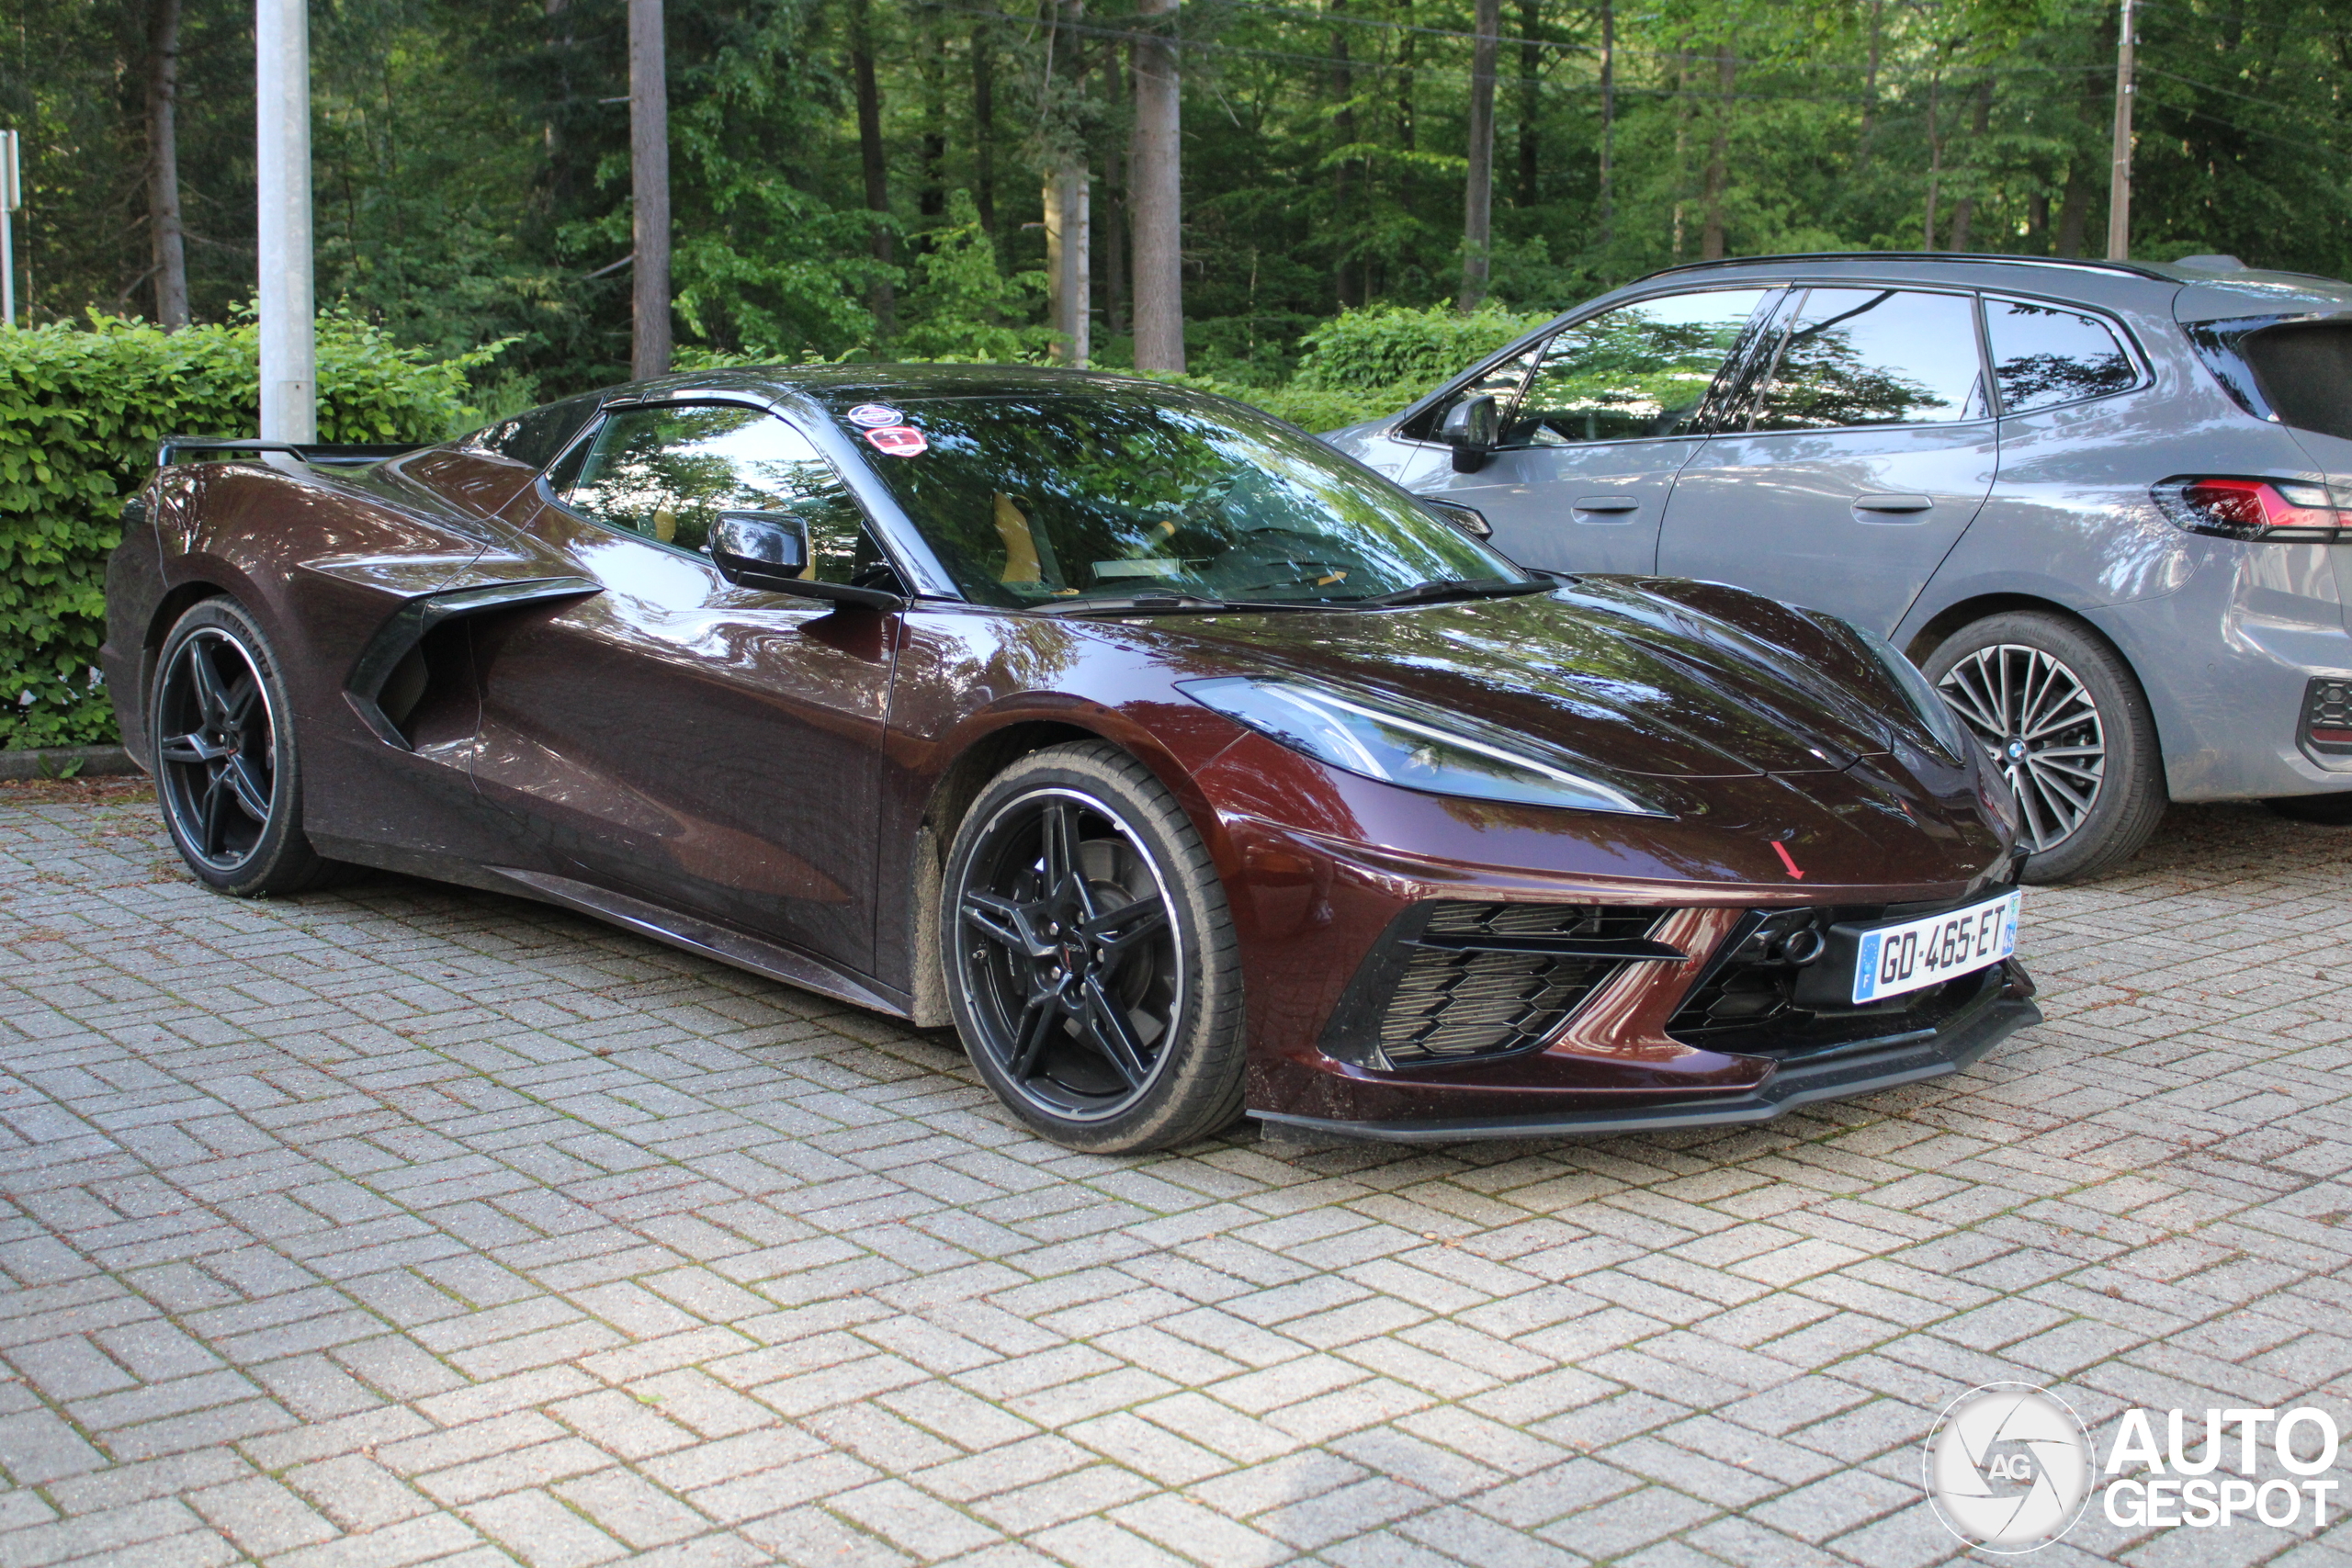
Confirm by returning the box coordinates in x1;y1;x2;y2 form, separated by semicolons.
847;403;904;428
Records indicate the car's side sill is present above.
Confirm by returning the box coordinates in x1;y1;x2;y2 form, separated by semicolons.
482;865;911;1020
1252;996;2041;1144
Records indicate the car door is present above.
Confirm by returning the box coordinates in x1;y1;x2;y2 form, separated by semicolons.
1414;288;1779;573
1657;286;1998;634
472;400;903;976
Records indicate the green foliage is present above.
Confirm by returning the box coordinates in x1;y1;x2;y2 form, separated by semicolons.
0;311;500;750
1292;302;1550;393
895;192;1055;364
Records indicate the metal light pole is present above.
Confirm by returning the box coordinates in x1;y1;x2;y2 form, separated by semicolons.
0;130;20;327
256;0;316;441
2107;0;2134;262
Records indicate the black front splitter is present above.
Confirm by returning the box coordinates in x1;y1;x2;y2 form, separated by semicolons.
1250;995;2041;1145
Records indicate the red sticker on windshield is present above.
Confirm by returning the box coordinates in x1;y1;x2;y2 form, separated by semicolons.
864;424;928;457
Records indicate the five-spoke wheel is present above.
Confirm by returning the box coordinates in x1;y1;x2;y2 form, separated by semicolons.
941;742;1245;1151
1924;610;2164;884
152;599;339;895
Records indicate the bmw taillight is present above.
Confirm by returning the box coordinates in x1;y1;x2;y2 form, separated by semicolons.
2152;477;2348;542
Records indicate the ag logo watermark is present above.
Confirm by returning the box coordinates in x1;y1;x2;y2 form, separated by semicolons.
1924;1383;2094;1552
1923;1383;2342;1552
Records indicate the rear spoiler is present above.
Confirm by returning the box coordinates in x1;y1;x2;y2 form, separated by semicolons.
156;436;426;468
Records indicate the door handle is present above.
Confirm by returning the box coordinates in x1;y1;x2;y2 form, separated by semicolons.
1570;495;1641;513
1852;493;1934;513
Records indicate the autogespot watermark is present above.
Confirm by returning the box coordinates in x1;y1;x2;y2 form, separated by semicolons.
1922;1382;2342;1553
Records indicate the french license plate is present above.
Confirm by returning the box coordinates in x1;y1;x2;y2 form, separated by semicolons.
1851;891;2022;1005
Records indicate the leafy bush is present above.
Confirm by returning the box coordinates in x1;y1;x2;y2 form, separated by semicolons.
1291;300;1550;393
1;310;498;750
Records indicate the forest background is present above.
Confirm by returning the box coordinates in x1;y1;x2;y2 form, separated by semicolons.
6;0;2351;423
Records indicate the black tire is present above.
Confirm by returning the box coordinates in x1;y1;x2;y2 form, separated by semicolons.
2266;793;2352;826
151;598;341;897
1923;611;2165;885
940;740;1246;1153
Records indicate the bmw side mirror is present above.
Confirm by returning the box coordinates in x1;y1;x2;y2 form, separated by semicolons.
709;510;908;613
710;511;810;591
1437;394;1498;473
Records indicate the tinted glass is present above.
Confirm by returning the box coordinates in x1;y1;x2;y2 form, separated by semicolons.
469;394;601;469
829;389;1524;608
1511;288;1773;445
1417;344;1540;441
1753;288;1988;429
2240;322;2352;441
1984;299;2137;413
555;405;884;584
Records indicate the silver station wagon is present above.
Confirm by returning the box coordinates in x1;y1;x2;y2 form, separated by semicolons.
1325;254;2352;880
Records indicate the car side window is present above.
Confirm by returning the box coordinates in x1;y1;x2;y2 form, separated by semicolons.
1414;345;1542;443
1984;298;2138;413
551;404;887;585
1750;288;1990;429
1508;288;1775;446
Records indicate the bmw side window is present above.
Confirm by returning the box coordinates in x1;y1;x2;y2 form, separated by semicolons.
1507;288;1776;446
1750;288;1991;429
1414;344;1541;442
1984;298;2138;413
556;405;887;585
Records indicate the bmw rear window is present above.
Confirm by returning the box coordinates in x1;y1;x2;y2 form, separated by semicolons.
2241;322;2352;442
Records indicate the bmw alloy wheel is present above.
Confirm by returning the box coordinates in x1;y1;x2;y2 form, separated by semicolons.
1935;643;2106;854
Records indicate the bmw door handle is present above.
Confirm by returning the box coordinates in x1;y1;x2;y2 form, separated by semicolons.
1571;495;1641;515
1853;493;1934;515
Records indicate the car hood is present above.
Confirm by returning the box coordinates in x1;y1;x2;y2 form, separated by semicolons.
1132;577;1922;782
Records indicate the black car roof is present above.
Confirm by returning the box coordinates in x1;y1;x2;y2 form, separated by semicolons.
627;362;1184;404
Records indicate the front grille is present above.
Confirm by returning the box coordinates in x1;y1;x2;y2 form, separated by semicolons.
1666;903;2003;1058
1371;903;1672;1068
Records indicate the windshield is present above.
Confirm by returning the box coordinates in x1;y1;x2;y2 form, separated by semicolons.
821;387;1529;608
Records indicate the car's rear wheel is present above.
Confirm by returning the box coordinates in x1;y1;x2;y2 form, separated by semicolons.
940;741;1245;1153
1924;611;2165;884
152;598;341;897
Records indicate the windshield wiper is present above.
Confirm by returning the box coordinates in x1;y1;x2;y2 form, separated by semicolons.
1035;592;1235;615
1353;577;1556;608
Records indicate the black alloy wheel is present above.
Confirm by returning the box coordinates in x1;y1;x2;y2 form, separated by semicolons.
152;599;340;896
942;742;1246;1152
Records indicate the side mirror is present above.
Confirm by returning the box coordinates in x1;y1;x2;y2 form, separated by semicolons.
1437;394;1498;473
710;511;809;591
709;510;908;613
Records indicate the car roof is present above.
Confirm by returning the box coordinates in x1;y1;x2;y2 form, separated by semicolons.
1622;251;2352;321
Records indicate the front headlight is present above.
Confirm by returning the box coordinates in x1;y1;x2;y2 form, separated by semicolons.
1836;618;1975;765
1179;676;1666;816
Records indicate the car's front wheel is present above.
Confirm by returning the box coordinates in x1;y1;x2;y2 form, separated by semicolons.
152;598;342;897
1924;611;2165;884
940;741;1246;1153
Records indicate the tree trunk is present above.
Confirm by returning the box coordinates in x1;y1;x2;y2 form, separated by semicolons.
1855;0;1882;172
1331;0;1358;307
1597;0;1614;243
1947;77;1992;251
2054;163;2091;256
628;0;671;378
144;0;188;329
971;17;997;238
1102;54;1128;339
1130;0;1183;369
918;3;945;229
851;0;895;337
1515;0;1540;209
1921;70;1942;251
545;0;578;217
1459;0;1499;309
2027;189;2050;251
1045;168;1090;366
1701;41;1731;261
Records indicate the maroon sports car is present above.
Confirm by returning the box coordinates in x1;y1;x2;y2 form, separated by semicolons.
103;367;2038;1151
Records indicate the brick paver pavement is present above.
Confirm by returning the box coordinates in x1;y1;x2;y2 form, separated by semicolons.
2;778;2347;1567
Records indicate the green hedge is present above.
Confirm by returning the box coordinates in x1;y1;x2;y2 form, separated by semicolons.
0;312;495;749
